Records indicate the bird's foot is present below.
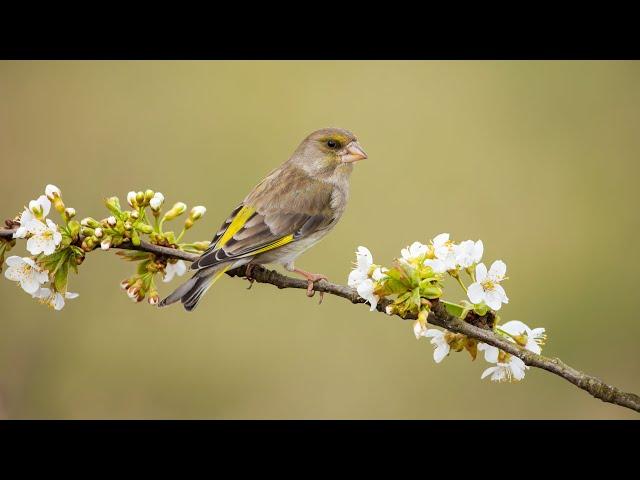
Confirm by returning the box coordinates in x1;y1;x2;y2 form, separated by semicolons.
245;263;256;290
293;269;328;304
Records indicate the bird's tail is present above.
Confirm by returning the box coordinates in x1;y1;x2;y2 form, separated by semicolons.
158;264;230;311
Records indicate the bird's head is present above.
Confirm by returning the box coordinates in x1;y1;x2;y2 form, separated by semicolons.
290;127;367;179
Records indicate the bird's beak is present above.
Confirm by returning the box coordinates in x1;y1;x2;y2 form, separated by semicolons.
340;141;368;163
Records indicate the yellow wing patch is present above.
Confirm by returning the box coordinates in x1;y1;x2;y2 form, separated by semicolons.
243;234;295;257
215;206;256;249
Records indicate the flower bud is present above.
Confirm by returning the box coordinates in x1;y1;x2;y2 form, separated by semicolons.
81;217;101;228
127;191;137;208
150;192;164;212
130;210;140;220
148;292;159;305
131;230;141;246
120;279;131;290
107;216;117;227
162;202;187;222
64;207;76;221
190;206;206;220
101;237;112;250
94;227;104;238
45;184;61;200
192;241;211;251
136;191;145;206
144;189;155;203
124;221;132;231
136;223;153;234
81;227;95;237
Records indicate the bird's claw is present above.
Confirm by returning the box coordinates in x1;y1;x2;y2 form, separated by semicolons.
245;264;256;290
305;275;328;304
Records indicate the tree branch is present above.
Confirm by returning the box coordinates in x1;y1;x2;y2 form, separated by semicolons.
2;226;639;414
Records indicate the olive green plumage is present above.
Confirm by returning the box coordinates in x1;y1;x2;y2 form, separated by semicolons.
160;127;367;311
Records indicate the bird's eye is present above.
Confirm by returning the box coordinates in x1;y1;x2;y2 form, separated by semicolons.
327;140;338;149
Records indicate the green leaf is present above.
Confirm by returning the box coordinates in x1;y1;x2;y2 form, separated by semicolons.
54;260;69;292
442;300;465;318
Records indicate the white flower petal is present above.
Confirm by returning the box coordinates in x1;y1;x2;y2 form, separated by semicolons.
501;320;530;336
489;260;507;280
481;366;499;379
424;329;443;339
484;290;504;311
174;260;187;277
433;344;450;363
432;233;449;247
5;256;23;267
478;343;500;363
473;240;484;263
467;282;485;304
475;263;488;282
424;258;446;273
355;246;373;269
21;276;41;294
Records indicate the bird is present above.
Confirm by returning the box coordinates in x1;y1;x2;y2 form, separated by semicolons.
159;127;367;311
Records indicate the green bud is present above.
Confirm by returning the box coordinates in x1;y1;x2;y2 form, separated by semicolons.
67;220;80;238
131;230;141;246
144;189;155;203
81;217;101;228
162;202;187;222
192;241;211;251
136;223;153;234
136;191;145;206
63;207;76;221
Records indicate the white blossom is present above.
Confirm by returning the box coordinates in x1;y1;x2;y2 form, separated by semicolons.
101;239;111;250
4;256;49;294
467;260;509;311
45;184;61;200
107;216;117;226
424;233;457;273
25;219;62;256
481;355;528;382
163;260;187;283
13;195;51;239
190;205;206;219
454;239;483;268
127;191;137;207
29;195;51;218
400;241;428;264
33;287;79;311
500;320;546;354
150;192;164;211
423;329;450;363
347;246;383;311
13;208;35;238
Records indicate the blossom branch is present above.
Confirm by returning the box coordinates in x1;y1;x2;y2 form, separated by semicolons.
3;225;638;414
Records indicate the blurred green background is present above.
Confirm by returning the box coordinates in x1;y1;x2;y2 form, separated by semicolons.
0;61;639;419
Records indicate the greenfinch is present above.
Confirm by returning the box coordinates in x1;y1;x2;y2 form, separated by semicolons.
159;127;367;311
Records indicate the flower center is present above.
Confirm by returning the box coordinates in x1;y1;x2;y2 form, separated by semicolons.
481;280;496;291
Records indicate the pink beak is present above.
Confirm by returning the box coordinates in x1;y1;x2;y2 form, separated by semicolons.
341;141;368;163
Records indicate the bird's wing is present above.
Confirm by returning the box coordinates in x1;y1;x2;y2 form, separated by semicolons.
191;166;335;271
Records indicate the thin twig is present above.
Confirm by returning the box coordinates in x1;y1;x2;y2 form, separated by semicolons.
2;226;639;413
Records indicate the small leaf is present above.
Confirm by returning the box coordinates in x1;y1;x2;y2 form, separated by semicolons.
54;260;69;292
442;300;465;318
